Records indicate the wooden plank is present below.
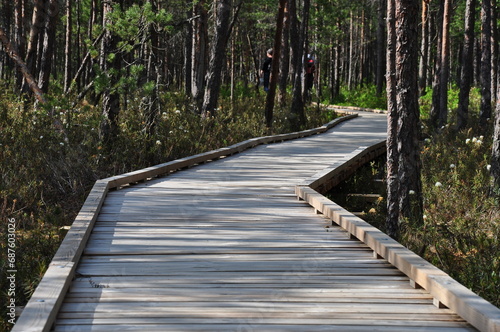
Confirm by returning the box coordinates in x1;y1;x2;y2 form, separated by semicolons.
56;301;460;314
55;311;468;321
11;262;75;332
51;323;476;332
51;180;110;262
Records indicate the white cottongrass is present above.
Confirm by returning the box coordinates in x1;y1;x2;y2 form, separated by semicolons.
487;165;491;171
450;164;456;169
435;182;443;187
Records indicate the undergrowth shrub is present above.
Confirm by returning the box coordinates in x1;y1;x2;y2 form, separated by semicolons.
403;123;499;307
326;84;387;110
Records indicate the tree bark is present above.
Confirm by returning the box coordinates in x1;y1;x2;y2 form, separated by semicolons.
386;0;399;239
457;0;477;131
63;0;72;93
288;0;299;88
418;0;430;95
24;0;46;92
201;0;235;117
37;0;59;93
491;0;498;104
278;2;290;105
191;0;208;111
492;74;500;191
264;0;287;128
289;0;310;131
376;0;386;96
14;0;26;88
438;0;452;128
430;0;444;128
100;0;121;143
480;0;492;127
395;0;423;225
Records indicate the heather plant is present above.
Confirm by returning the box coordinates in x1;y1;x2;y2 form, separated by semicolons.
402;124;499;307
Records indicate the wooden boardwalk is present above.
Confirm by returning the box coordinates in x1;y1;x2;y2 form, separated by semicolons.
14;110;500;332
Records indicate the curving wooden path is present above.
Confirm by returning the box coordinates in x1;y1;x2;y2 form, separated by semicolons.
14;110;500;332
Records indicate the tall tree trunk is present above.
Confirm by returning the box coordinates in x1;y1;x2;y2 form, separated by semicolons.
191;0;208;111
63;0;72;93
376;0;386;96
491;0;498;104
289;0;299;88
348;11;354;90
492;72;500;191
430;1;444;128
37;0;59;93
480;0;492;127
184;4;192;97
24;0;46;93
201;0;233;117
145;0;160;137
386;0;399;239
437;0;452;128
100;0;120;143
14;0;26;89
457;0;477;131
264;0;287;128
419;0;430;95
395;0;423;225
289;0;310;131
278;2;290;105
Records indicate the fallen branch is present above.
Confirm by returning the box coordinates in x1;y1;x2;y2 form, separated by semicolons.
0;26;46;104
1;26;67;140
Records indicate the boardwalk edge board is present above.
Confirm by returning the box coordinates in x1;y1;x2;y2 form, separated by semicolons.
295;142;500;332
12;110;357;332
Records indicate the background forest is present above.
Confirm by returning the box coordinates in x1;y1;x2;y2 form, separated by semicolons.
1;0;500;329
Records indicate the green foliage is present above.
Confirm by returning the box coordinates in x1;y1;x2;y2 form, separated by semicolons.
327;84;387;110
108;2;172;42
405;124;499;307
419;86;481;122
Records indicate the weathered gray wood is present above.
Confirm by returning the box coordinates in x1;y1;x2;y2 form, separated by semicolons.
11;262;75;332
16;109;492;332
295;186;500;332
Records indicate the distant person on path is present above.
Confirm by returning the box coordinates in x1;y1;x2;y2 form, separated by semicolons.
261;48;273;92
305;54;316;95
